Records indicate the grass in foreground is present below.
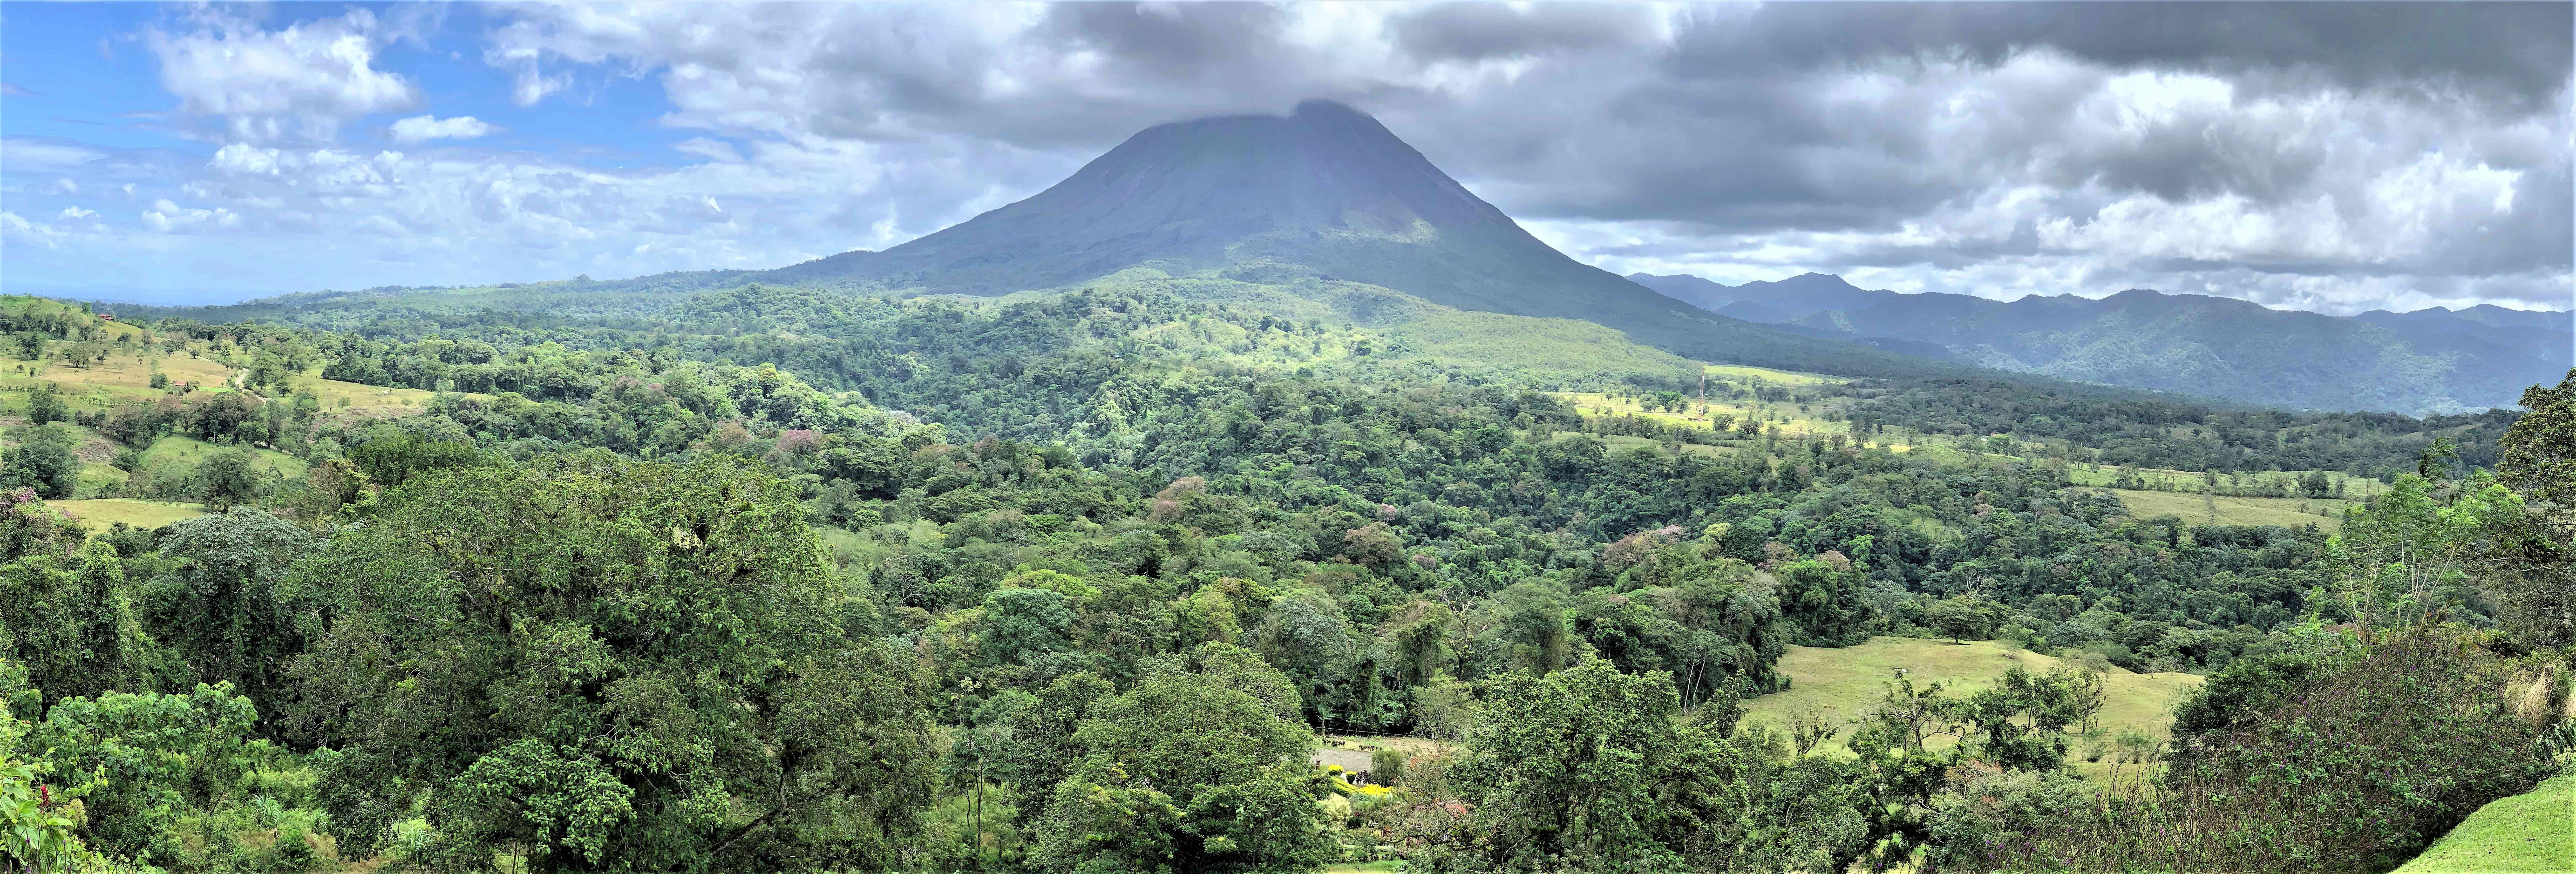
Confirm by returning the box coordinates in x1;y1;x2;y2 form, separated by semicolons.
47;498;208;531
2393;772;2574;874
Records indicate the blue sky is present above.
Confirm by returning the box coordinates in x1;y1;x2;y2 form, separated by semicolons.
3;2;2569;314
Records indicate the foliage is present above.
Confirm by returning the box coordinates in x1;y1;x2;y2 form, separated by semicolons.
0;426;79;500
0;540;171;701
280;454;938;872
1032;667;1333;873
144;507;316;721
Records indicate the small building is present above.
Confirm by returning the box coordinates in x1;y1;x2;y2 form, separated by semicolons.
97;314;115;321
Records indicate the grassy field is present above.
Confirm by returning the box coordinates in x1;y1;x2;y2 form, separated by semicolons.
2113;488;2349;531
1741;637;2203;760
77;461;129;498
1;353;236;412
2067;461;2389;499
1551;431;1738;459
1391;309;1701;383
1557;391;1863;442
46;498;208;531
2393;773;2574;874
1704;363;1842;387
300;367;446;417
139;435;310;480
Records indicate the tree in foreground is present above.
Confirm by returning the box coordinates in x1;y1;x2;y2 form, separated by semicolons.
1426;661;1874;873
1031;649;1334;874
281;452;937;872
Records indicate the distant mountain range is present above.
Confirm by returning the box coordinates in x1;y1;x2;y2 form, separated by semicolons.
1629;272;2568;414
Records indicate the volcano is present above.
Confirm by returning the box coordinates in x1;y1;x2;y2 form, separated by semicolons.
747;100;1946;376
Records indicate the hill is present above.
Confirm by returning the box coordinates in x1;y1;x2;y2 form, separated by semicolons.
1630;272;2567;414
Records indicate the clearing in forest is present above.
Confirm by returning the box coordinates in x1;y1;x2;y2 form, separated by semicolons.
1740;636;2202;771
2113;488;2350;531
46;498;208;531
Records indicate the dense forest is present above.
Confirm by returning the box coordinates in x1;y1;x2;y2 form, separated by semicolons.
3;287;2568;874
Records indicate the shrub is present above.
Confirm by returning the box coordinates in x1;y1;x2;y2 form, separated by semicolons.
1370;747;1405;785
1921;767;2093;873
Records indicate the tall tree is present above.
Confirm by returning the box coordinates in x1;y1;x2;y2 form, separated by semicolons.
281;453;937;872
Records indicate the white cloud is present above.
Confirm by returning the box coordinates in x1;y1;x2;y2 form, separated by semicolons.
388;115;501;144
673;137;743;163
147;9;417;142
143;199;242;232
0;212;69;249
57;207;95;221
210;143;284;175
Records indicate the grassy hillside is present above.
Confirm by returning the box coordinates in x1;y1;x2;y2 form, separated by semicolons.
1740;637;2203;767
0;303;421;509
1076;269;1710;389
2113;488;2350;531
47;498;208;532
0;352;234;406
2393;773;2574;874
138;435;309;480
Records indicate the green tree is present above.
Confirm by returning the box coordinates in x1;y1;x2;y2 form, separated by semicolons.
2417;435;2460;480
0;541;170;701
25;682;271;864
1031;665;1331;873
346;429;486;487
146;507;316;717
2491;370;2576;648
21;383;64;426
282;454;938;872
1437;662;1687;872
982;586;1076;665
188;447;262;511
1946;667;2103;772
0;427;79;499
1433;661;1876;873
1925;595;1993;645
986;672;1115;826
1778;552;1874;646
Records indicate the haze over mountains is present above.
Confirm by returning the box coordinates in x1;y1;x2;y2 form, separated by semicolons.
1629;273;2568;414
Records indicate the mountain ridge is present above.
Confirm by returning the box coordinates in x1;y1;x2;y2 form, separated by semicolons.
1628;271;2567;413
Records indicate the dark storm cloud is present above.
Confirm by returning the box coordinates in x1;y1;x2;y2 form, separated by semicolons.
1354;2;2571;304
1043;2;1293;73
1390;3;1668;61
1754;2;2568;104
